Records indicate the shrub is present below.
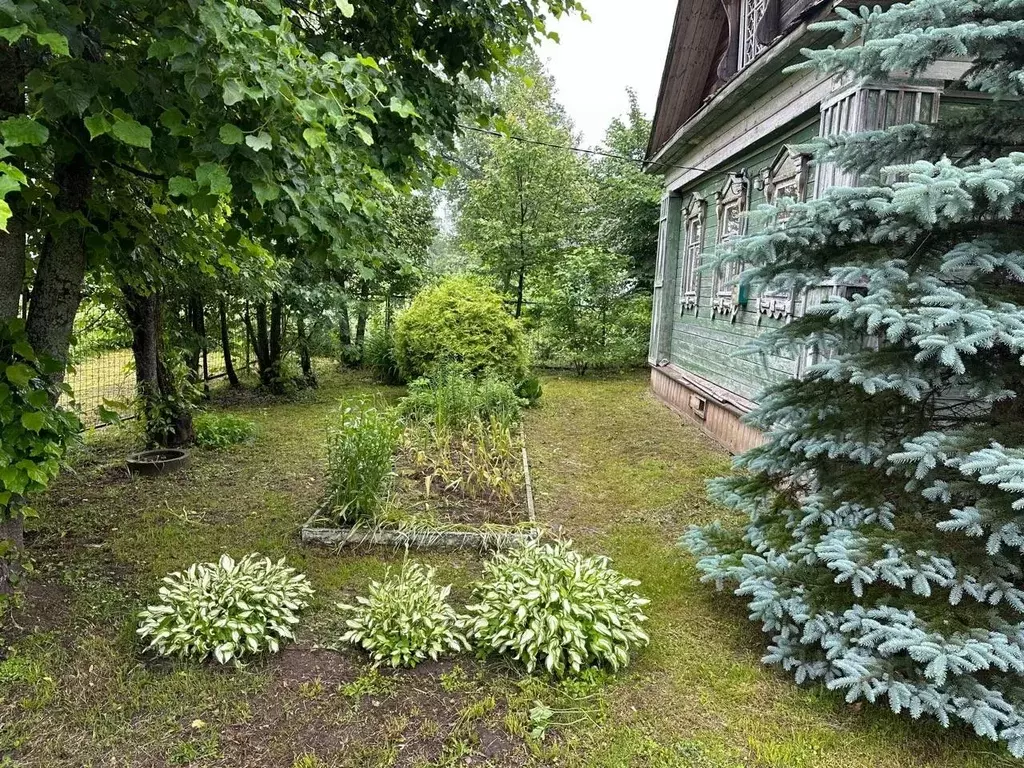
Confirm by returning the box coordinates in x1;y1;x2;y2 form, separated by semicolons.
338;561;469;668
393;276;529;383
137;553;314;664
400;369;523;436
326;399;402;522
362;330;403;385
193;412;256;447
515;375;543;406
460;541;650;676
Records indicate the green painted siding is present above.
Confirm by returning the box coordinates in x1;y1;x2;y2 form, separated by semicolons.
667;119;819;401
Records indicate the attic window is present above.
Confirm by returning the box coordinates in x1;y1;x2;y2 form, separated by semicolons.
739;0;770;69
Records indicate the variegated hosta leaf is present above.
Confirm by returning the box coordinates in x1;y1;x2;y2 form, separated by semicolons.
338;560;468;669
460;540;650;677
137;553;314;664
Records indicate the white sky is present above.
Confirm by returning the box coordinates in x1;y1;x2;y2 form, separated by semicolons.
539;0;678;147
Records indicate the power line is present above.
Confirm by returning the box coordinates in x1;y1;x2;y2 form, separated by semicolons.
458;124;709;174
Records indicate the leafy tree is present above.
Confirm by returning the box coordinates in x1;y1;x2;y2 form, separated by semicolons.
683;0;1024;755
592;89;662;291
534;247;648;375
456;53;593;317
0;0;584;592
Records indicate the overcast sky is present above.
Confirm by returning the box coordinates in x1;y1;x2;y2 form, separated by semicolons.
539;0;678;147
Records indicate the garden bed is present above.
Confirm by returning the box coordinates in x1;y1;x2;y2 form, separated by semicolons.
301;440;539;550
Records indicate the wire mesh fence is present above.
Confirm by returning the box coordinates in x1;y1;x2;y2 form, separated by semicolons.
60;304;253;429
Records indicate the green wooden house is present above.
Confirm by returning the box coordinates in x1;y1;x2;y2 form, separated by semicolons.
644;0;973;453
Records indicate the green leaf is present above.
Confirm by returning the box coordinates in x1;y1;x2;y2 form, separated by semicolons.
388;98;418;119
168;176;197;197
0;116;49;147
0;25;28;43
222;80;245;106
335;0;354;16
219;124;245;145
83;113;112;140
355;54;380;71
0;200;11;231
20;411;45;433
5;363;34;388
302;126;327;148
252;180;280;205
34;31;69;56
111;117;152;149
245;132;272;152
353;124;374;146
196;163;232;195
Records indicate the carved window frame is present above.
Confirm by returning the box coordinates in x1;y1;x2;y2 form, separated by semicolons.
679;194;706;314
711;172;749;318
756;147;809;321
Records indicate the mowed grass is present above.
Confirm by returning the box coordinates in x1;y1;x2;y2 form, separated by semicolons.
0;368;1015;767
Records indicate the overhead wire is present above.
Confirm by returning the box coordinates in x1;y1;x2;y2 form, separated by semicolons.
457;124;709;173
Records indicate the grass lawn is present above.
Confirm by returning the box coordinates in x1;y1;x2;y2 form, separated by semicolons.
0;368;1015;767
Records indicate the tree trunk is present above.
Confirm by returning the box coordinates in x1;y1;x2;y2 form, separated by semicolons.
297;315;316;386
339;302;351;346
25;153;93;377
0;44;25;319
219;299;239;387
515;266;526;319
123;287;194;447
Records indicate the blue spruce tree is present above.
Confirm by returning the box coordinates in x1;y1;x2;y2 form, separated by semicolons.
682;0;1024;755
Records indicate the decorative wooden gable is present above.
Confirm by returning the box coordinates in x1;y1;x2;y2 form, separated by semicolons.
647;0;831;161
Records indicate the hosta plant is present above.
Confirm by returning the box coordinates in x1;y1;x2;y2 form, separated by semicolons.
338;561;469;668
137;553;314;664
461;541;650;675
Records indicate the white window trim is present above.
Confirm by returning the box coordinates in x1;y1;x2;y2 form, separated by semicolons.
711;172;749;319
679;193;706;315
757;146;809;321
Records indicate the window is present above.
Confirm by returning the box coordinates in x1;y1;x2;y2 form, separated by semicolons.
679;194;706;314
757;147;809;320
738;0;770;69
712;173;749;318
816;85;941;193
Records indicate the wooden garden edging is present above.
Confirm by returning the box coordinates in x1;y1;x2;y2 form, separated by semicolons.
301;441;539;551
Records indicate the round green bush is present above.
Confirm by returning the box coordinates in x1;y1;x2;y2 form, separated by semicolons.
393;277;529;383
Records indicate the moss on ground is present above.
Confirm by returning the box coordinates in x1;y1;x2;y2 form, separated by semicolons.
0;368;1014;767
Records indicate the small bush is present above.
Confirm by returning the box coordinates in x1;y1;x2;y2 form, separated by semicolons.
338;561;469;668
393;276;529;383
326;399;402;522
363;330;404;385
400;370;523;436
193;412;256;447
515;375;543;406
137;553;314;664
460;541;650;676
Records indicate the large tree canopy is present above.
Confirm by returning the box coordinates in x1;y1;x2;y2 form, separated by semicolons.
0;0;584;594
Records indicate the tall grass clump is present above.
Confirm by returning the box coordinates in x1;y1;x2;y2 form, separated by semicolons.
399;368;523;436
400;370;526;503
326;398;402;522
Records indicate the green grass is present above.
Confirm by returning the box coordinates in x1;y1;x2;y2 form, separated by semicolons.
0;368;1016;767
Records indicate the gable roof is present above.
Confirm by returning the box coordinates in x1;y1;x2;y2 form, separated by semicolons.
646;0;832;164
646;0;728;162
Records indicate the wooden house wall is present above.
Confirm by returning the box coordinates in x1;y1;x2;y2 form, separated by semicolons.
666;120;819;402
